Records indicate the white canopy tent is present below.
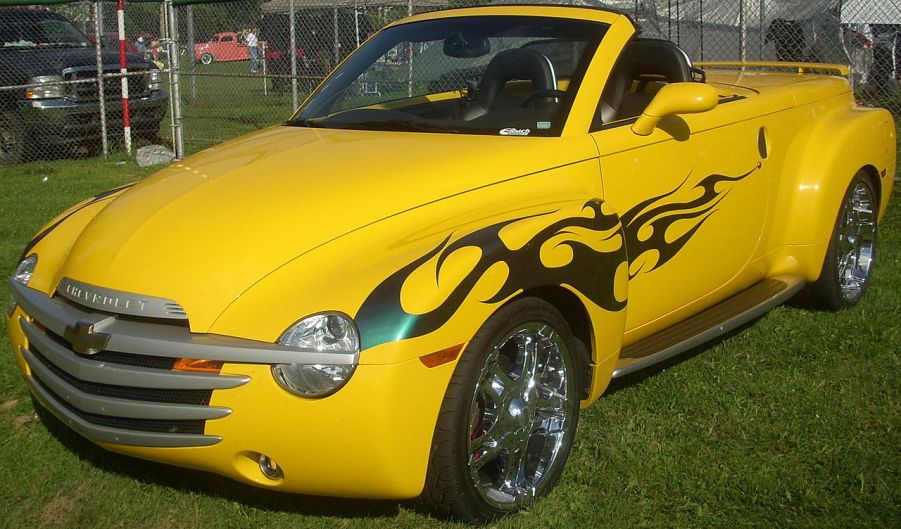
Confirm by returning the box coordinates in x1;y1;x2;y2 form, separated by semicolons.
840;0;901;24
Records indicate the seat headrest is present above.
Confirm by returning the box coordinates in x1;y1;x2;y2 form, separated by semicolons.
466;48;557;119
617;38;692;83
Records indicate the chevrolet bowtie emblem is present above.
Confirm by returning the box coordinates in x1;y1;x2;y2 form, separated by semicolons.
63;321;111;356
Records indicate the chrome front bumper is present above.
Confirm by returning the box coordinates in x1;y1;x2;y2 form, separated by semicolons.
19;91;167;144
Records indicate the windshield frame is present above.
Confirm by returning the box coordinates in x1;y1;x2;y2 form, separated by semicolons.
289;14;610;137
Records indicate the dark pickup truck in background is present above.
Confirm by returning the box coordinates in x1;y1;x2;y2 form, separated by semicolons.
0;9;167;164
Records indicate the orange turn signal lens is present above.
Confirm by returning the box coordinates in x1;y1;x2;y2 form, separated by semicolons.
173;358;223;373
419;344;464;368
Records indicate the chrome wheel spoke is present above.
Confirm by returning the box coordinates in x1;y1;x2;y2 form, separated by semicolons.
534;389;567;420
469;430;513;473
500;444;529;496
481;364;514;404
523;335;540;387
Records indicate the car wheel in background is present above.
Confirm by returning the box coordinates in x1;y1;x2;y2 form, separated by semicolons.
420;298;581;523
0;110;25;165
799;171;878;310
200;53;213;65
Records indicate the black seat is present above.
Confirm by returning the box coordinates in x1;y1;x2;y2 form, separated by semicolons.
597;39;693;124
464;48;557;120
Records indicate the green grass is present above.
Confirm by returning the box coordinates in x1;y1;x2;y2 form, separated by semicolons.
0;147;899;528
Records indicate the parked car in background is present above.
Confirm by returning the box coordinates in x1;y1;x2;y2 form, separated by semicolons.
0;9;167;164
7;5;896;523
194;32;266;65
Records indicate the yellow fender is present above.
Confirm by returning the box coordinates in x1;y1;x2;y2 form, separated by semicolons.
765;103;895;280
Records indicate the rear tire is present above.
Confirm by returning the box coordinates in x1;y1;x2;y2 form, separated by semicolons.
200;53;213;65
798;171;877;310
420;298;581;522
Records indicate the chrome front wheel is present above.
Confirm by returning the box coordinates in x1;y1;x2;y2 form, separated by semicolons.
468;323;574;509
421;298;581;522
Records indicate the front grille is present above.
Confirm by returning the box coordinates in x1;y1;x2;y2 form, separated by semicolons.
12;280;251;448
63;67;151;102
12;277;345;447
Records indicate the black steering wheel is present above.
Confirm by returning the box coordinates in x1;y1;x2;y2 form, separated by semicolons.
521;89;566;108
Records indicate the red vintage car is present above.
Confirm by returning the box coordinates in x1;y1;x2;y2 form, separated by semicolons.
194;32;265;64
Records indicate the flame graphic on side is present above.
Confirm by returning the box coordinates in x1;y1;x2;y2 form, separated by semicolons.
355;164;758;350
620;163;761;277
355;200;627;350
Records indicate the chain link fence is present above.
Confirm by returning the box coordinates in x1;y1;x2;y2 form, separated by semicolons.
1;0;899;165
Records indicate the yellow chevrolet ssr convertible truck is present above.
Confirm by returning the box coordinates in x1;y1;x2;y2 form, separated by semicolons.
7;5;896;522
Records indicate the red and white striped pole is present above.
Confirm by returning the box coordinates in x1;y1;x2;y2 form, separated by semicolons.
117;0;132;154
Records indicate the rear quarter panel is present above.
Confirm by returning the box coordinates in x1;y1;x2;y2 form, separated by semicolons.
760;95;895;280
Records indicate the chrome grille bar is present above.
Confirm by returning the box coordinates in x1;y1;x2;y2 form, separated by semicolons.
20;319;248;390
22;347;230;421
27;375;221;448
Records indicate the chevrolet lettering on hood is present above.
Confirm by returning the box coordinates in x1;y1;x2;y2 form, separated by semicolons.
57;278;188;320
62;281;147;313
6;4;895;524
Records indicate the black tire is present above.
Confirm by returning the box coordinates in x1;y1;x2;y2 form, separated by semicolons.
420;297;582;523
200;53;213;65
798;171;878;310
0;110;25;165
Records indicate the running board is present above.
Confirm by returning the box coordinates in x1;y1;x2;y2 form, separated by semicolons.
612;276;805;378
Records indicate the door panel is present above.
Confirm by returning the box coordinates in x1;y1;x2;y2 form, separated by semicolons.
591;113;770;334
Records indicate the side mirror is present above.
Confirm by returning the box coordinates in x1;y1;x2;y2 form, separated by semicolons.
632;82;719;136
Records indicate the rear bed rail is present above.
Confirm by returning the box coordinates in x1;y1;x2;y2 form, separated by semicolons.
696;61;850;77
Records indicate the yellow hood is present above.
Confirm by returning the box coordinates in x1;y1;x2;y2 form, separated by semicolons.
56;125;595;331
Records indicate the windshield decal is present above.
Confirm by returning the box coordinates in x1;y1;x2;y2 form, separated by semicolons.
499;128;531;136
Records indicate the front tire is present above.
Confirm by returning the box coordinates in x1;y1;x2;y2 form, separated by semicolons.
200;53;213;65
420;298;581;522
800;171;877;310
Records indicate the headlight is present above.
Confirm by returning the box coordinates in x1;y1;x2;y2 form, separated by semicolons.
12;254;37;286
25;75;65;100
9;254;37;316
148;69;162;92
272;313;359;398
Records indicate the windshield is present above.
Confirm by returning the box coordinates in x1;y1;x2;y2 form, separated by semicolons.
1;16;92;49
290;16;608;137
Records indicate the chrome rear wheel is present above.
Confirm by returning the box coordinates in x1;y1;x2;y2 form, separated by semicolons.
835;181;876;302
798;171;878;310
